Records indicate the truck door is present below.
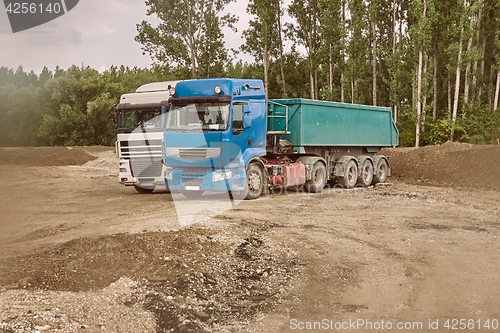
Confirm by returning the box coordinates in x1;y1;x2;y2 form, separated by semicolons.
227;102;251;164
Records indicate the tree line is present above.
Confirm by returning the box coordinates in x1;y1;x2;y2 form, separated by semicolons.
1;0;499;147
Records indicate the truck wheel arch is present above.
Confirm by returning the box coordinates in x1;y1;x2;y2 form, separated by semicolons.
333;156;358;178
295;156;327;181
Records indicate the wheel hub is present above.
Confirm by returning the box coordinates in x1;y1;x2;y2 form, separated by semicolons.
248;172;261;191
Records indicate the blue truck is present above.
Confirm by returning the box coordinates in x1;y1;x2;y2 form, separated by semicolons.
161;78;398;199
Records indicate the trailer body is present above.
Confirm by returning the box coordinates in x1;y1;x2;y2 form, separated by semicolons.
268;99;398;149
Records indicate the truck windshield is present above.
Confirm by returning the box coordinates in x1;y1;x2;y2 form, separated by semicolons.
116;108;162;133
165;103;230;131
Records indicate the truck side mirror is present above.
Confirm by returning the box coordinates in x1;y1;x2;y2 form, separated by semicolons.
113;111;118;129
243;104;251;129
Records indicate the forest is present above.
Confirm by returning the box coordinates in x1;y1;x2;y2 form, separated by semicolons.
1;0;499;147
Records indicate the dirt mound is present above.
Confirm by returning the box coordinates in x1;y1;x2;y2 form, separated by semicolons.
382;141;500;191
0;147;109;166
0;228;299;332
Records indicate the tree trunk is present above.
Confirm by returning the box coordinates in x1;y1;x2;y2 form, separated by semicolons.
489;65;496;110
391;0;396;114
308;33;314;99
450;11;465;142
277;14;287;98
471;3;482;105
416;47;423;148
422;53;428;133
478;38;487;102
494;69;500;111
340;0;346;103
433;48;438;120
186;4;197;78
372;19;377;106
415;0;426;147
263;44;270;100
351;79;355;103
448;72;452;116
329;44;333;98
463;34;473;114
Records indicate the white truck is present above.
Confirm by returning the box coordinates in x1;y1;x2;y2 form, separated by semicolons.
114;81;179;193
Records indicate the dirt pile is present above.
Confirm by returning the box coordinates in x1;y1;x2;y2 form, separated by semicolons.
0;227;300;332
382;141;500;191
0;146;110;167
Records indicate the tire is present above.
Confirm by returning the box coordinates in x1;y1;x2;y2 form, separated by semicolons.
181;191;204;199
337;159;358;189
134;185;154;194
304;161;326;193
372;158;388;184
356;158;374;187
245;164;264;200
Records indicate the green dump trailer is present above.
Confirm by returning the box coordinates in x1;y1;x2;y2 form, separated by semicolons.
265;98;399;191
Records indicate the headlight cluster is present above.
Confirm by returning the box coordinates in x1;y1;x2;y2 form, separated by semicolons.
212;171;232;182
164;167;173;180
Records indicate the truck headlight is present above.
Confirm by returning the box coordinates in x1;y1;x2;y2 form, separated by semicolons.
212;171;232;182
164;167;173;180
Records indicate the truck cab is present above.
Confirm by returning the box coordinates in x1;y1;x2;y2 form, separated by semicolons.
115;81;179;193
162;79;267;199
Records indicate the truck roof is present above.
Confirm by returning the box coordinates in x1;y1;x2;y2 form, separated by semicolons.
117;81;181;109
173;78;265;100
136;81;181;93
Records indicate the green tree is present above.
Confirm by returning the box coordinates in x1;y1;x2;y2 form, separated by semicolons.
286;0;321;99
135;0;237;79
38;66;117;146
242;0;286;98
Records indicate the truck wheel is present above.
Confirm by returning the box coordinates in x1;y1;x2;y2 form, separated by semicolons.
304;161;326;193
357;158;374;187
134;185;154;194
372;158;388;184
245;164;264;200
338;159;358;189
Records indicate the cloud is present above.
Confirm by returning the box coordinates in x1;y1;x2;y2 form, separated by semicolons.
0;0;252;74
79;23;116;37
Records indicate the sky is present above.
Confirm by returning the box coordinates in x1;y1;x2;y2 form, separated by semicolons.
0;0;252;74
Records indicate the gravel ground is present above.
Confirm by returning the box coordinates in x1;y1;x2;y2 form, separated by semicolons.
1;143;499;333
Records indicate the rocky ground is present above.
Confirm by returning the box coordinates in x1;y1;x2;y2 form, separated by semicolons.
0;142;499;333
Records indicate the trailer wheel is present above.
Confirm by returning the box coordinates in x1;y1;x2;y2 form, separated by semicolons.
134;185;154;194
245;164;264;200
338;159;358;189
357;158;374;187
372;158;388;184
304;161;326;193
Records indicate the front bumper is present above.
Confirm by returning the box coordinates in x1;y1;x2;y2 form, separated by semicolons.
162;164;246;192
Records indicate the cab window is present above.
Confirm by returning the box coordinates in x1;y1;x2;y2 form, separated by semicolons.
233;103;245;133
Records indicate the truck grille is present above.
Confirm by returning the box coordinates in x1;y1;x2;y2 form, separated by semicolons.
120;139;162;177
166;147;220;161
130;157;162;177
